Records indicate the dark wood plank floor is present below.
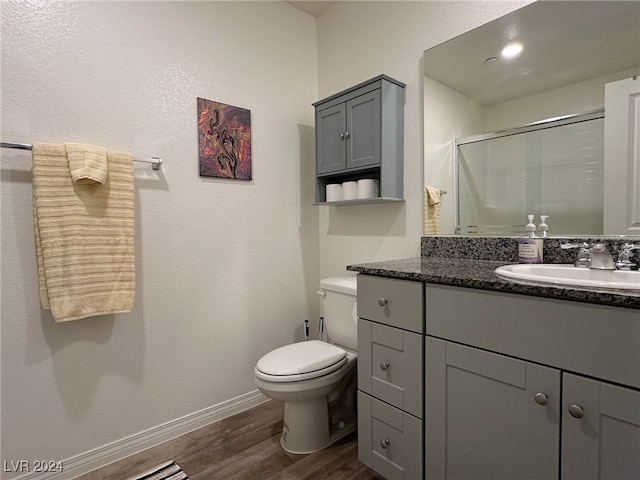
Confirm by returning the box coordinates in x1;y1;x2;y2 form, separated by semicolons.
74;400;384;480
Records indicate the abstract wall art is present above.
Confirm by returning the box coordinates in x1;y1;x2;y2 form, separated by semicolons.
198;97;252;180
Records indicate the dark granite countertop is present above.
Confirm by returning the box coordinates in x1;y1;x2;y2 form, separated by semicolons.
347;256;640;310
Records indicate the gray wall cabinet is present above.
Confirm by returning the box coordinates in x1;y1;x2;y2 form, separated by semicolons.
313;75;405;205
356;275;640;480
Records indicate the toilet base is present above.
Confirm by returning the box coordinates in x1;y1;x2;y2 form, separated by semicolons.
279;366;357;454
280;399;357;454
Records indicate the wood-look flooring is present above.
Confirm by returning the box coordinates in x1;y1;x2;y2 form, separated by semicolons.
74;400;384;480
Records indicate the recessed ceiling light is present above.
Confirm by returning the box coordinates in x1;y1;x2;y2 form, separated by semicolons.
501;42;523;59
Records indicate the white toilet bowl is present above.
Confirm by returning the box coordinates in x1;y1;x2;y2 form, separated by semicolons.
255;340;357;454
254;276;359;454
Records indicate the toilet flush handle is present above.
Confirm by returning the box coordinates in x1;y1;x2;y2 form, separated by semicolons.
316;289;326;297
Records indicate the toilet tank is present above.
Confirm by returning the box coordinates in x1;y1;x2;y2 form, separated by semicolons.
319;276;358;351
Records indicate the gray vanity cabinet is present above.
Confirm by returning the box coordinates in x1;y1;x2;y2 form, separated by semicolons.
562;374;640;479
356;277;640;480
356;275;423;479
313;75;405;204
426;340;640;480
425;338;560;480
425;284;640;480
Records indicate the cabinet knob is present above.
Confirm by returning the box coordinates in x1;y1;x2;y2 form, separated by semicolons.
380;361;390;371
339;133;345;140
569;404;585;418
534;392;548;406
344;131;350;139
380;439;390;449
378;297;388;306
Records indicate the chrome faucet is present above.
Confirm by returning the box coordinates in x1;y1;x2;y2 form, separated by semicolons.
588;243;616;270
561;242;640;270
561;242;615;270
615;243;640;271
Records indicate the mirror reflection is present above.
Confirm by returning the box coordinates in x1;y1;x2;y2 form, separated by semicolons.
423;0;640;236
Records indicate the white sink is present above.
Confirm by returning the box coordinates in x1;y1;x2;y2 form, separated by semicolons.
495;264;640;292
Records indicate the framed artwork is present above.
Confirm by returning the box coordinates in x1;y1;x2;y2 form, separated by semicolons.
198;97;252;180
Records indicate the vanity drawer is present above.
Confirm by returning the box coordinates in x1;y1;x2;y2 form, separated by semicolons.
358;319;423;418
358;391;423;480
357;275;423;333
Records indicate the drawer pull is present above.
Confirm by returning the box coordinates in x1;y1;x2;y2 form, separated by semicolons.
380;439;390;449
569;404;584;418
380;361;390;371
534;392;548;406
378;297;388;306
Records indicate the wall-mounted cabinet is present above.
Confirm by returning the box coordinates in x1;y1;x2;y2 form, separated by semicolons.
313;75;405;205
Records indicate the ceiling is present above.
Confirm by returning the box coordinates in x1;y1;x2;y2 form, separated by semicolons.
423;1;640;106
285;1;337;17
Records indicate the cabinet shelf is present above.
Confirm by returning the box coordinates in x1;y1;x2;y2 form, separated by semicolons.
313;197;405;206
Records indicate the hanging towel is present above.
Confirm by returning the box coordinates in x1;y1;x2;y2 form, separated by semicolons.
32;143;135;322
424;186;441;235
65;142;108;185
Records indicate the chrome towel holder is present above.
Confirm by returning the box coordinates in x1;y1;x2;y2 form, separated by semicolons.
1;141;163;170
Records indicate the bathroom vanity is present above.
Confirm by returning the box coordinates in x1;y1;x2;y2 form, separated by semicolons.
350;237;640;480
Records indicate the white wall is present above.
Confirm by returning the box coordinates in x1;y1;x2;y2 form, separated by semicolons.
1;0;538;477
1;2;318;478
424;76;485;234
315;0;532;275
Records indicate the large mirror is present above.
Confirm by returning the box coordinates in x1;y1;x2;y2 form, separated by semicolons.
423;0;640;236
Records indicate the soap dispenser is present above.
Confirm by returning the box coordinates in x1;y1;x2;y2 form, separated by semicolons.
538;215;549;238
518;214;543;263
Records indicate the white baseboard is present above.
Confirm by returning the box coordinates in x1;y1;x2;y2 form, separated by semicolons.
12;390;269;480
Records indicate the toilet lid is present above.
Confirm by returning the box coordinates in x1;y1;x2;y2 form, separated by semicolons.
256;340;347;381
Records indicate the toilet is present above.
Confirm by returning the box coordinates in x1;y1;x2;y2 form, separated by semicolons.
254;275;358;454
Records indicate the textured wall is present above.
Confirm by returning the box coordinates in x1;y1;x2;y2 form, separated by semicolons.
1;2;318;477
1;1;537;477
315;0;533;276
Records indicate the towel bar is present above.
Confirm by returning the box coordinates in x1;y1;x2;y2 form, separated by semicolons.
1;141;163;170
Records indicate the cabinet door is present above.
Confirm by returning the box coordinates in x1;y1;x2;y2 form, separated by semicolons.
316;103;346;174
562;373;640;480
426;338;560;480
346;89;381;170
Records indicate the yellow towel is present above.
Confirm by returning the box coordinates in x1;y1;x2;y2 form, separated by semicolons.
32;143;135;322
424;186;441;235
65;143;108;185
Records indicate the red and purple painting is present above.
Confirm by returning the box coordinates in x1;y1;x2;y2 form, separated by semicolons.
198;97;252;180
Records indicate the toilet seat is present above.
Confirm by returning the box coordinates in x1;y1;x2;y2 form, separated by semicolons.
255;340;347;382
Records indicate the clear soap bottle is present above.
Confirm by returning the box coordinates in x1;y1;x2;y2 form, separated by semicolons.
538;215;549;238
518;215;543;263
